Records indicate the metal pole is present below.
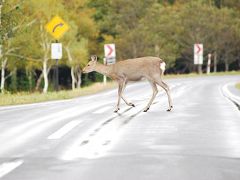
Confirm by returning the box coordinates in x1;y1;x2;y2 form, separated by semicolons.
103;58;107;85
198;64;202;74
55;40;59;91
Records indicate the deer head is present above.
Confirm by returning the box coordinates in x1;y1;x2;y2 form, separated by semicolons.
83;55;98;73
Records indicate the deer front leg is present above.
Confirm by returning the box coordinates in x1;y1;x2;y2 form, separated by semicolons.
121;80;135;107
143;82;158;112
114;81;124;113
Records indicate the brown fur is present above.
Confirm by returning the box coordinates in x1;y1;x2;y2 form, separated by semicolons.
83;56;173;112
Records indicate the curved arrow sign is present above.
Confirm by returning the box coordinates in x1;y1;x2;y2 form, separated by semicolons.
196;44;202;54
104;44;116;65
194;43;203;65
52;23;64;33
106;45;113;56
104;44;116;58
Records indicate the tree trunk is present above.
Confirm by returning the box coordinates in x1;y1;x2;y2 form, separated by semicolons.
43;60;48;93
132;44;137;58
76;67;82;89
0;58;7;93
26;69;33;91
71;66;76;90
10;67;17;92
35;72;43;91
0;2;4;93
0;65;5;93
213;51;217;73
65;46;76;90
224;60;229;72
154;44;160;57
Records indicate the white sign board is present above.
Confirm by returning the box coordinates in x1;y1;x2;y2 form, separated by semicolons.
194;44;203;64
104;44;116;65
51;43;62;59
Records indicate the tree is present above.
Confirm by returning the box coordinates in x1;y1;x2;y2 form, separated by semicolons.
0;0;24;93
22;0;66;93
63;0;98;89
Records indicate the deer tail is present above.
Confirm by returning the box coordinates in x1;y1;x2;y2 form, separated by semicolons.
160;61;166;75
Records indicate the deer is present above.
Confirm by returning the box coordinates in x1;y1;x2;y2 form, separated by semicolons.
83;55;173;113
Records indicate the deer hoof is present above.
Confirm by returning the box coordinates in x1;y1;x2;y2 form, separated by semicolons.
129;103;135;107
167;106;173;112
114;108;120;113
143;108;149;112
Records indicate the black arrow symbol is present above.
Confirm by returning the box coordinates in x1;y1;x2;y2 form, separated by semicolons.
52;23;64;33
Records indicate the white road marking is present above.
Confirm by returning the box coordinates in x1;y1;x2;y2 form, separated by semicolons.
222;82;240;103
0;160;23;178
93;106;112;114
61;106;145;160
48;121;82;140
0;102;111;155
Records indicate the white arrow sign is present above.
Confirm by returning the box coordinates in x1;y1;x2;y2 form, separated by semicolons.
104;44;116;65
194;44;203;65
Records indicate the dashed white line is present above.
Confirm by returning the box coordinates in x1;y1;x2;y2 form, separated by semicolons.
0;160;23;178
48;121;81;140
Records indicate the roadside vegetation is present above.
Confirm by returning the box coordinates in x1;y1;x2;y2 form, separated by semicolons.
236;83;240;90
0;82;117;106
1;71;239;106
0;0;240;95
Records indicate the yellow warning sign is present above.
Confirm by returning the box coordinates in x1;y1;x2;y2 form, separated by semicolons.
45;16;69;40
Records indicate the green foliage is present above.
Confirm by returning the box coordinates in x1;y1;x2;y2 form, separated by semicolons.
1;0;240;94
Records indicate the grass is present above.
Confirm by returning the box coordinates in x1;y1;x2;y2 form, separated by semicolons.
236;82;240;90
0;71;239;106
0;82;117;106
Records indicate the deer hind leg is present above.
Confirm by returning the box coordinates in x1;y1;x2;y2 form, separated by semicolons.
114;81;123;113
121;80;135;107
143;81;158;112
155;79;173;111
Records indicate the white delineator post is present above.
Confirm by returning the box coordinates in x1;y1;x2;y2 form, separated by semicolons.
103;44;116;85
103;58;107;85
207;53;211;74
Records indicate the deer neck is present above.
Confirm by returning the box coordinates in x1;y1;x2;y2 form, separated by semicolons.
94;63;112;76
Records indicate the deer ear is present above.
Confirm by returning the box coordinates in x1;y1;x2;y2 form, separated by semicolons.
90;55;98;62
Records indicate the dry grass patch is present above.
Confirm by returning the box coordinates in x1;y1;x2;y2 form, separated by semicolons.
0;82;117;106
236;83;240;90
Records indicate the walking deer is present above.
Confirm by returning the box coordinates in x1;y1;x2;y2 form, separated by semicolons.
83;55;173;113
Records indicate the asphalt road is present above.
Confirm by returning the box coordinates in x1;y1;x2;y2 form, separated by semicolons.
0;75;240;180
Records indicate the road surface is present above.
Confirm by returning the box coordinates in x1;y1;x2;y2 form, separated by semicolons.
0;75;240;180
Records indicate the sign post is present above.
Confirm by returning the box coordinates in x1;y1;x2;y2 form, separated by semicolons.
207;53;211;74
45;16;69;91
194;43;203;74
103;44;116;84
103;58;107;85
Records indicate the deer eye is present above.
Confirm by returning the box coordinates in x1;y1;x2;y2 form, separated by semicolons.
88;64;90;66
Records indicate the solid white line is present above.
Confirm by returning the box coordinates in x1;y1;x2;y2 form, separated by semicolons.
0;160;23;178
222;83;240;102
48;121;81;140
93;106;111;114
